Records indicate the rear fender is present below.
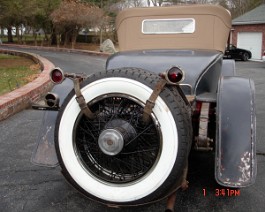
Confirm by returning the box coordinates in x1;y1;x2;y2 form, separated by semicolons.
216;76;256;187
31;78;73;167
221;59;236;76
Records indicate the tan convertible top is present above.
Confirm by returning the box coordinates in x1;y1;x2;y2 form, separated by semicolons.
116;5;231;52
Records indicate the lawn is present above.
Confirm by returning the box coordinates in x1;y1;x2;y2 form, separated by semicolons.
0;54;40;96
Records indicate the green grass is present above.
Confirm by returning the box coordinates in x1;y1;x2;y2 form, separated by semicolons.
0;54;39;96
0;54;20;59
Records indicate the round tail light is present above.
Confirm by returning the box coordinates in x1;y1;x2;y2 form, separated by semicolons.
165;66;184;84
50;68;65;84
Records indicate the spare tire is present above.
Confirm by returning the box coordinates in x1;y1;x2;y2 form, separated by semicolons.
55;68;192;206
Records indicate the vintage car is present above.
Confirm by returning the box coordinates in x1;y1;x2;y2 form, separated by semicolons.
32;4;256;210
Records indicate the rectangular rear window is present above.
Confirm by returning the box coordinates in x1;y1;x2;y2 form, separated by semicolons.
142;18;195;34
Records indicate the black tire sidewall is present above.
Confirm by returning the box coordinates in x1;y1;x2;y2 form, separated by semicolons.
55;68;191;206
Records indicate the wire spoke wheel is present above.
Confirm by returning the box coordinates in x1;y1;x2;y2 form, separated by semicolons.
74;94;161;184
55;68;191;205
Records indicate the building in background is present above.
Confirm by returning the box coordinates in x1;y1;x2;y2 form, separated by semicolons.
231;4;265;60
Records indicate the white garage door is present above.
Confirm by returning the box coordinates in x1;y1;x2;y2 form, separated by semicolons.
237;32;262;60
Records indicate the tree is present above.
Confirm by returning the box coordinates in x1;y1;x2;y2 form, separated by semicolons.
0;0;32;43
51;0;103;48
31;0;61;45
224;0;263;18
147;0;165;6
82;0;121;8
125;0;144;7
79;0;123;44
0;0;61;44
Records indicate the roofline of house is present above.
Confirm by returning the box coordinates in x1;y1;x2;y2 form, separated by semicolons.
232;21;265;25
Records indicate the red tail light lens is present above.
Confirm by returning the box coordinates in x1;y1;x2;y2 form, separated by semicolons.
166;66;184;84
50;68;64;84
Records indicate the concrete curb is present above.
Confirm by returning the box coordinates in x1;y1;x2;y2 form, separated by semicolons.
0;44;110;121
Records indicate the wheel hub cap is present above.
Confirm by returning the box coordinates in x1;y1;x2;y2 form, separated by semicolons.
98;129;124;156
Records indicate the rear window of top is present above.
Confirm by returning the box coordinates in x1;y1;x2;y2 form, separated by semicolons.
142;18;195;34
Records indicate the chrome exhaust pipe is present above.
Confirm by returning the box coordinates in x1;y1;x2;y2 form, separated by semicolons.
45;92;60;108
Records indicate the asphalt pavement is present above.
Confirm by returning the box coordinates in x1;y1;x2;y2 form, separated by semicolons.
0;47;264;212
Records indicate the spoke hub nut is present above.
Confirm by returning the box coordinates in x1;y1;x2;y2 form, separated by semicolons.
98;129;124;156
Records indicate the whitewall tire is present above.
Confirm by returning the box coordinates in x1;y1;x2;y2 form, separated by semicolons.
55;68;191;205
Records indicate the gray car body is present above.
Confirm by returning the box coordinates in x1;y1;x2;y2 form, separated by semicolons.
106;49;256;187
33;48;256;188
